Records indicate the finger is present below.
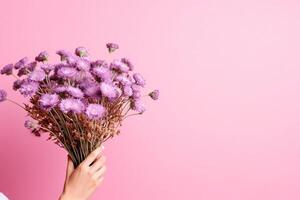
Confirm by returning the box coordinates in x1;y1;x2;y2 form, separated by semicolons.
96;177;104;186
94;165;106;180
90;155;106;173
81;146;102;167
66;156;74;180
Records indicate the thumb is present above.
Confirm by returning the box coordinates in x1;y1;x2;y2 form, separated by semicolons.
66;155;74;180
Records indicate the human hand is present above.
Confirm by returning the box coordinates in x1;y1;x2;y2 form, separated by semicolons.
59;147;106;200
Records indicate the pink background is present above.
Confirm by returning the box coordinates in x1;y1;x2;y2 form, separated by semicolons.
1;0;300;199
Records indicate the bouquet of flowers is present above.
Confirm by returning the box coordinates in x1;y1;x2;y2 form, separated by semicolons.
0;43;159;167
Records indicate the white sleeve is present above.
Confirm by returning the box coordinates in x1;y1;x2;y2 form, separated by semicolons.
0;193;9;200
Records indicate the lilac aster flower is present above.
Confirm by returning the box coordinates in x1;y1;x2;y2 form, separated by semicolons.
132;90;141;99
14;57;29;69
59;98;85;113
57;66;78;78
75;59;90;71
66;55;78;66
17;62;37;77
106;43;119;53
80;82;101;97
29;69;46;82
91;60;108;68
75;47;89;57
24;119;39;130
56;50;72;61
92;66;112;81
66;86;84;98
13;79;23;90
121;58;134;71
41;64;55;73
0;89;7;102
123;85;133;97
115;74;132;86
35;51;49;62
19;80;39;97
1;64;13;75
39;93;59;110
85;104;106;120
133;73;146;87
54;86;67;93
130;99;146;114
110;59;129;73
100;82;117;99
149;90;159;100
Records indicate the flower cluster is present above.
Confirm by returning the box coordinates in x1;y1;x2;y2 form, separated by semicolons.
0;43;159;167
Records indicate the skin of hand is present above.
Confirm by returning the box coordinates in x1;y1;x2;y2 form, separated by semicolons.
59;146;106;200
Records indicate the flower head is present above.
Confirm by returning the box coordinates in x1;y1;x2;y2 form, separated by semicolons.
121;58;134;71
91;66;112;81
100;82;117;99
115;74;132;86
123;85;133;96
133;73;146;87
66;86;84;98
149;90;159;100
41;64;55;73
130;99;146;114
29;69;46;82
110;59;129;73
0;89;7;102
13;79;23;90
106;43;119;53
56;50;71;61
75;59;90;71
39;93;59;110
14;57;29;69
59;98;86;113
85;104;106;120
1;64;13;75
56;66;78;79
75;47;89;57
35;51;49;62
24;119;39;130
19;80;39;97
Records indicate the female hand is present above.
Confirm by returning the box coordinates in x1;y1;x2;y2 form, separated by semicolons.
59;147;106;200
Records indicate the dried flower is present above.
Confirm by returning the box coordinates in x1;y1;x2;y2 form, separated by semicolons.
0;89;7;102
110;59;129;73
29;69;46;82
131;99;146;114
121;58;134;71
35;51;49;62
133;73;146;87
66;86;84;98
1;64;13;75
106;43;119;53
39;93;59;110
75;47;89;57
24;119;38;129
149;90;159;100
59;98;85;113
19;80;39;97
85;104;106;120
57;66;78;78
14;57;29;69
99;82;117;99
91;66;112;81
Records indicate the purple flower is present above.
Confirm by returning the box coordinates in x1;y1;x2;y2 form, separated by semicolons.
39;93;59;110
110;59;129;73
0;89;7;102
66;55;78;66
133;73;146;87
17;62;37;77
57;66;78;78
132;90;141;99
75;47;89;57
130;99;146;114
13;79;23;90
1;64;13;75
91;60;108;68
91;66;112;81
115;74;132;86
59;98;85;113
100;82;117;99
35;51;49;62
29;69;46;82
85;104;106;120
106;43;119;53
149;90;159;100
41;64;55;73
14;57;29;69
19;80;39;97
75;59;90;71
131;84;142;92
56;50;71;61
66;86;84;98
121;58;134;71
123;85;133;96
24;119;38;130
80;81;101;97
